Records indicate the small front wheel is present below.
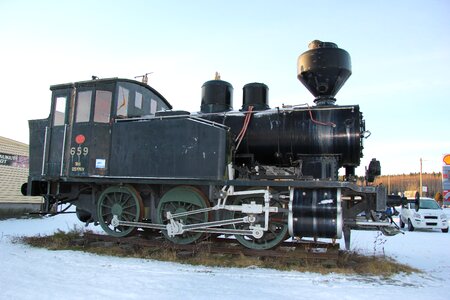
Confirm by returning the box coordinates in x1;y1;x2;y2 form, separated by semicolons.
442;227;449;233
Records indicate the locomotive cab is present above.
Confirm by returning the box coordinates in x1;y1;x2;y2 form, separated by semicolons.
27;78;172;191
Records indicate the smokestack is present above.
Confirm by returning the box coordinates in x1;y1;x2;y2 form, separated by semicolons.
297;40;352;105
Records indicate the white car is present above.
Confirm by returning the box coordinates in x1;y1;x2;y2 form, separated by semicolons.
399;197;448;233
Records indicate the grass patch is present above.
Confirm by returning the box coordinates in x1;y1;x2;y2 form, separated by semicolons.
19;229;419;277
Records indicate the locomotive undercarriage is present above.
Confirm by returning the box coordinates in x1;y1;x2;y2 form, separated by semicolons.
33;165;398;250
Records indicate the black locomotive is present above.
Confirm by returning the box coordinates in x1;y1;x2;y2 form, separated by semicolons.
22;41;399;250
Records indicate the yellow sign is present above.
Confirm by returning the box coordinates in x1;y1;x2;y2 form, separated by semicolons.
444;154;450;165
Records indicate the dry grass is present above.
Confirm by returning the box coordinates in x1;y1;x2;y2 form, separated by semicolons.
19;229;419;277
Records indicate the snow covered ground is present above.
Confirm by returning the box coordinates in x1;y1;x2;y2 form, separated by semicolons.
1;212;450;300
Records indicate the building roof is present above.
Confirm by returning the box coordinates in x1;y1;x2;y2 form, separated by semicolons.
0;136;29;156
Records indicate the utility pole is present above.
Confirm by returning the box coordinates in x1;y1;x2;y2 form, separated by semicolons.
387;175;391;195
420;157;423;197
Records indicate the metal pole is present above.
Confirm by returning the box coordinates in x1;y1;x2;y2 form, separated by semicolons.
420;158;423;197
388;175;391;195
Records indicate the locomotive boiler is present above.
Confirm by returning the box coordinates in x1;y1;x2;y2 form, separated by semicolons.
22;41;399;250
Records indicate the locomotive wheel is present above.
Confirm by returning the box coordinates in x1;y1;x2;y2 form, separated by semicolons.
231;192;288;250
156;186;210;245
97;185;144;237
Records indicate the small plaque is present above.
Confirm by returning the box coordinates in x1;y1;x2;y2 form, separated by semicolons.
96;159;106;169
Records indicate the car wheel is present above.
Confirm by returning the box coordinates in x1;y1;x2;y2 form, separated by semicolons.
442;228;449;233
399;216;405;228
408;219;415;232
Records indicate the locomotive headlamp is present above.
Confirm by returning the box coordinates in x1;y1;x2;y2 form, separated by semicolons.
75;134;86;144
366;158;381;183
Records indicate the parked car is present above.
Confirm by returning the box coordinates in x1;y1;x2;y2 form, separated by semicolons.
399;197;448;233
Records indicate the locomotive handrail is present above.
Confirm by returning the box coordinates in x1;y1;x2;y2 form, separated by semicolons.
282;104;357;112
188;116;230;130
41;126;49;176
114;114;183;122
59;124;68;176
113;114;230;130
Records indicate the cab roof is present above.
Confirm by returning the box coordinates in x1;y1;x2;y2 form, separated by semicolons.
50;77;172;109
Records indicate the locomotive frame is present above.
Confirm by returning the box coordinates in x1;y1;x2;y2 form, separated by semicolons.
22;41;400;250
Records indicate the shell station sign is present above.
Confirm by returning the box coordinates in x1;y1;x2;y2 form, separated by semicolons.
443;154;450;201
444;154;450;165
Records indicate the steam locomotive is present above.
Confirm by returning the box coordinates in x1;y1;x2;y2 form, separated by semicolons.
22;41;400;250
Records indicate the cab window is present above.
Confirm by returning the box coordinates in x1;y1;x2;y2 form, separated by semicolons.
150;99;157;114
117;86;129;117
94;90;112;123
75;91;92;123
115;82;171;118
53;96;67;126
135;92;143;109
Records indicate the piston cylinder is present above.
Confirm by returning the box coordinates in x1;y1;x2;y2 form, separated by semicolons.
289;188;342;239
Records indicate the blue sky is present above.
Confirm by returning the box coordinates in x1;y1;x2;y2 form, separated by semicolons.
0;0;449;175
